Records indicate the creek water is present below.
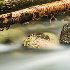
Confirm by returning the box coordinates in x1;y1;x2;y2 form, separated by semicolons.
0;13;70;70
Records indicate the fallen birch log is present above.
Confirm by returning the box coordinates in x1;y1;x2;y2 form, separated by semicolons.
0;0;70;31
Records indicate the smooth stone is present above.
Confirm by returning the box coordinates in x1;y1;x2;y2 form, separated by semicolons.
0;29;25;44
23;32;60;49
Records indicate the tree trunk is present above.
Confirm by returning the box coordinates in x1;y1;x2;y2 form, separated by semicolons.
0;0;70;31
0;0;60;14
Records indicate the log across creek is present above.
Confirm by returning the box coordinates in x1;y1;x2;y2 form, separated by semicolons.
0;0;70;31
0;0;60;14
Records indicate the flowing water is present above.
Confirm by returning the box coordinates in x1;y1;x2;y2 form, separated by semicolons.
0;13;70;70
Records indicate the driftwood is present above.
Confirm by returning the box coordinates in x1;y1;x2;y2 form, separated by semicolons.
0;0;70;31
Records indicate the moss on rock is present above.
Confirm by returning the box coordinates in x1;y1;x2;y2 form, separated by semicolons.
23;32;60;49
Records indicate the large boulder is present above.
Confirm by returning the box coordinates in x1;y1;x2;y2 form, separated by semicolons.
23;32;60;49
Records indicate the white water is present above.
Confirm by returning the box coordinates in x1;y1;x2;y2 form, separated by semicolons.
0;45;70;70
0;14;70;70
0;43;21;52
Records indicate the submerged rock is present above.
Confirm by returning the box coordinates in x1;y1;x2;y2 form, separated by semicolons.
0;29;25;44
23;32;59;49
60;24;70;44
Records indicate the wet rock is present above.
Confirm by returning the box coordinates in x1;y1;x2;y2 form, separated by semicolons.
23;32;59;49
0;29;25;44
60;24;70;44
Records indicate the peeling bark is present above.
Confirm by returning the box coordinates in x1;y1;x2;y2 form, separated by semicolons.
0;0;70;31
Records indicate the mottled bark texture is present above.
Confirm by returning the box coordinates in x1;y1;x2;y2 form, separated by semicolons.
0;0;60;14
0;0;70;31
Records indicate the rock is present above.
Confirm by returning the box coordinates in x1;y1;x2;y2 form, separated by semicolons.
60;24;70;44
23;32;59;49
0;29;25;44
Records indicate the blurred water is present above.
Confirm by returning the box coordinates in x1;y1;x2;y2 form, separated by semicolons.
0;47;70;70
0;13;70;70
